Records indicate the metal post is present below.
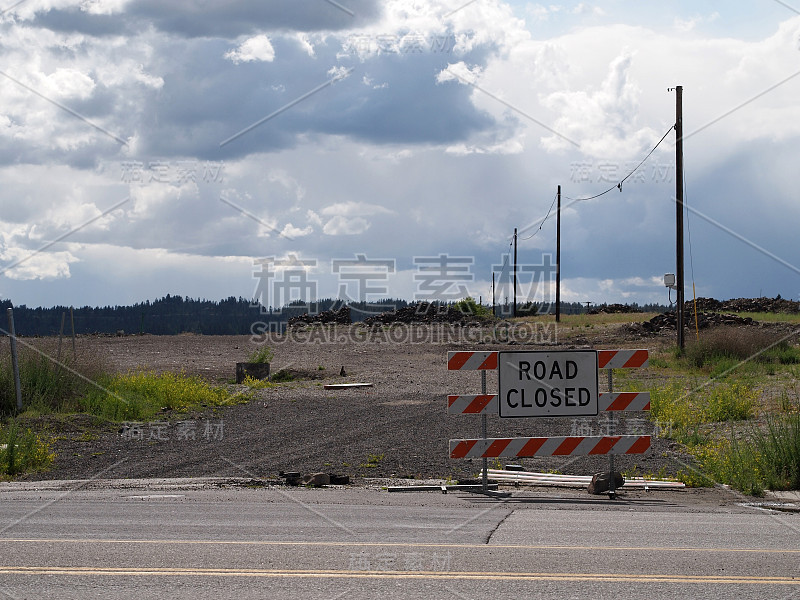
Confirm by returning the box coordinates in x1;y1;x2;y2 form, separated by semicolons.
70;306;76;357
675;85;685;351
7;308;22;411
607;367;615;498
57;311;66;364
481;369;488;493
556;185;561;323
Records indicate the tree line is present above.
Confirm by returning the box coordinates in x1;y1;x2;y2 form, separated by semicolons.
0;296;669;336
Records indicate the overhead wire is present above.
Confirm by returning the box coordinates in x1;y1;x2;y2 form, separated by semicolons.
503;122;679;309
563;125;675;202
683;144;700;340
519;191;558;241
497;241;513;282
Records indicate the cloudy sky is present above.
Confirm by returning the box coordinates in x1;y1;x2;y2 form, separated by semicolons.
1;0;799;310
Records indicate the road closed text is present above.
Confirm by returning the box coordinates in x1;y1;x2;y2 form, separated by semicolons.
498;351;599;418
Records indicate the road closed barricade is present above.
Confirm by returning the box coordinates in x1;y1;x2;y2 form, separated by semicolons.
447;349;651;496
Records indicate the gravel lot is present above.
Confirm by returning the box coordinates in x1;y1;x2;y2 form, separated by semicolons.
15;322;699;485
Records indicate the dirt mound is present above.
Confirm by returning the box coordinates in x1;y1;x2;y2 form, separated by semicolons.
589;303;641;315
633;311;755;334
288;306;351;326
687;296;799;314
362;302;487;326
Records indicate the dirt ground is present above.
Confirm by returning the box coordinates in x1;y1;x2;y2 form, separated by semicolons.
13;320;709;488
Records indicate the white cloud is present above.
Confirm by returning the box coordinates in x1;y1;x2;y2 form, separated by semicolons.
539;49;659;158
320;201;394;217
437;61;482;85
326;65;352;81
674;12;720;33
572;3;604;17
42;68;96;100
526;5;560;23
323;215;371;235
280;223;313;238
294;32;316;57
80;0;130;15
0;244;79;281
225;34;276;63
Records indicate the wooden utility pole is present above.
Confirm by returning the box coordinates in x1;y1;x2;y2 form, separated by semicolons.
492;272;496;317
675;86;685;350
512;228;518;318
556;185;561;322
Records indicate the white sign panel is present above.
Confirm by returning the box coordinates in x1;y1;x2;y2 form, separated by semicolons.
498;350;598;418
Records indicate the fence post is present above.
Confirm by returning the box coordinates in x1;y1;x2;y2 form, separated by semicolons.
70;306;76;357
481;370;488;493
7;308;22;411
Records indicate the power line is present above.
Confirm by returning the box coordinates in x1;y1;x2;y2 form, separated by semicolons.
564;125;675;202
519;191;558;240
684;148;696;289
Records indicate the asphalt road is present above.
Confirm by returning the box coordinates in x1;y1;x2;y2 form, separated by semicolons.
0;481;798;599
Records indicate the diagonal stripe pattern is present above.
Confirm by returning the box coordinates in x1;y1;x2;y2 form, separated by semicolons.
448;350;648;370
449;436;651;459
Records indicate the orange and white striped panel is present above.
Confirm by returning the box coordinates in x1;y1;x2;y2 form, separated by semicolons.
447;394;499;415
449;435;651;459
449;350;648;370
598;392;651;412
597;349;649;369
447;351;498;371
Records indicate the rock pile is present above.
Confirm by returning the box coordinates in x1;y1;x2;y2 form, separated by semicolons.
589;303;641;315
288;306;351;326
638;311;755;333
363;302;487;326
689;296;800;314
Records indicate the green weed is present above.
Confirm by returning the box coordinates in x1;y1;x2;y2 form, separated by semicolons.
247;346;274;364
0;348;103;415
80;370;247;421
0;422;54;478
649;380;757;434
241;375;274;390
270;369;295;383
360;453;385;468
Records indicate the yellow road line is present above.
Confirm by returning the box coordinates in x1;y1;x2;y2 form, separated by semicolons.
1;538;798;554
0;566;797;584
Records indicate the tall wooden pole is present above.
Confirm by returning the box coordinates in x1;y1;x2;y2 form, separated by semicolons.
556;185;561;322
512;228;518;318
492;272;495;318
675;86;685;350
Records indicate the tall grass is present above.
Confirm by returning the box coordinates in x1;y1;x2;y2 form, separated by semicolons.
1;340;248;422
79;370;250;421
754;413;800;490
697;414;800;495
684;327;800;371
649;380;757;445
0;421;55;478
0;344;104;416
